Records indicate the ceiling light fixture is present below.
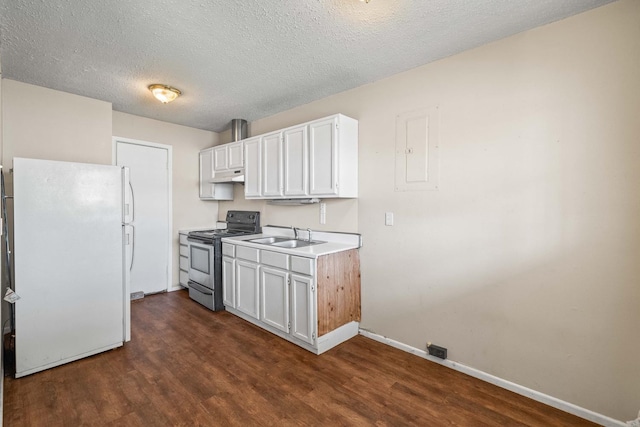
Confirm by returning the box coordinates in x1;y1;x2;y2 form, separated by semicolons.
148;84;181;104
360;0;370;3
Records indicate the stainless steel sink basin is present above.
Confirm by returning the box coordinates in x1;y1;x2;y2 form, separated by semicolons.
270;239;325;248
247;236;290;244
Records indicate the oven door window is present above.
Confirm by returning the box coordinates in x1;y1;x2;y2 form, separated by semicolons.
190;244;211;274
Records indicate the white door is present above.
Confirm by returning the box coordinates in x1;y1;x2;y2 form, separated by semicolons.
262;132;283;197
309;117;339;196
283;125;308;197
260;267;290;333
236;260;260;319
115;140;170;295
291;274;315;344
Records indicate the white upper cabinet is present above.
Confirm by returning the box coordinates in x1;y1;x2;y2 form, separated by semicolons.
228;141;244;169
283;125;308;197
244;137;262;198
244;114;358;200
309;117;338;196
199;148;233;200
213;141;244;173
262;132;283;197
213;145;228;172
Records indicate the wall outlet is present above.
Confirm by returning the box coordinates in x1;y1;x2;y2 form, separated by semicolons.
385;212;394;226
427;343;447;359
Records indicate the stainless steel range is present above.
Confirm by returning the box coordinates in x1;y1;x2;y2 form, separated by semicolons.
187;210;260;311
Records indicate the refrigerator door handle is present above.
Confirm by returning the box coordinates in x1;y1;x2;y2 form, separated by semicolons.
128;181;135;223
129;224;135;271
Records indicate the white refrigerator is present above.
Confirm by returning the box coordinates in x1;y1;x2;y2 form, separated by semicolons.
13;157;132;378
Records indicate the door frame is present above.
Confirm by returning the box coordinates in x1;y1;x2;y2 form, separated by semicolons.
112;136;173;293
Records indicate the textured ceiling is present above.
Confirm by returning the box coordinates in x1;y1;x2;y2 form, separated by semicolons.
0;0;615;132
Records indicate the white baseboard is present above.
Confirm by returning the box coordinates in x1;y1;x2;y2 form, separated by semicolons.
358;329;625;427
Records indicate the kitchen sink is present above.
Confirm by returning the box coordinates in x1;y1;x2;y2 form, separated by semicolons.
270;239;325;248
247;236;291;244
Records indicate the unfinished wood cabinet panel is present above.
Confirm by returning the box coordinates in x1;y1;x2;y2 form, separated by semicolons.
317;249;361;336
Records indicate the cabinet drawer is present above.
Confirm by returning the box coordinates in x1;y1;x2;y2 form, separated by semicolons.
179;256;189;271
236;245;259;262
261;250;289;270
179;234;188;245
222;243;235;257
179;270;189;286
179;244;188;257
291;256;314;276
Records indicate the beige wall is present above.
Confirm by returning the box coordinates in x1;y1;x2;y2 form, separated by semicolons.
222;0;640;421
2;80;113;168
112;111;220;288
0;81;222;292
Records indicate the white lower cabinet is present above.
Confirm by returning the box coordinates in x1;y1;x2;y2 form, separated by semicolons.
222;242;361;354
179;232;189;288
222;256;236;308
260;267;289;333
235;259;260;320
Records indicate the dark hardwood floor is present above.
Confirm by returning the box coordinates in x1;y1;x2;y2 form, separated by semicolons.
4;290;595;426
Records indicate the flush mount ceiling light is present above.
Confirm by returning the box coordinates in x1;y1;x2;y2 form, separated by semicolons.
148;84;181;104
360;0;370;3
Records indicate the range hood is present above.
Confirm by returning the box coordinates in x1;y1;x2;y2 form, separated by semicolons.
213;119;247;183
212;169;244;183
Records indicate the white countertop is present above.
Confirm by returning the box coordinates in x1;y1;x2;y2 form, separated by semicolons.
221;228;361;259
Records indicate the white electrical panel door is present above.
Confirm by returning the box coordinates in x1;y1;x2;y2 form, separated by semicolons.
395;107;439;191
14;158;125;377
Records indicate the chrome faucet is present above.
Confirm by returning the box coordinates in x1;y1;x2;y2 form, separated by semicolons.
292;226;299;240
306;228;313;242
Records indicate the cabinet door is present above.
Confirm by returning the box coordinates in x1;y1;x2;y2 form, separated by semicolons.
283;125;308;197
244;137;262;198
228;141;244;169
199;149;215;198
236;260;260;319
213;146;228;172
309;118;339;196
291;274;315;344
260;267;289;333
262;132;283;197
222;256;236;308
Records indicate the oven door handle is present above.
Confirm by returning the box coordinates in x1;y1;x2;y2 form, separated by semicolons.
187;237;206;244
188;281;213;296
